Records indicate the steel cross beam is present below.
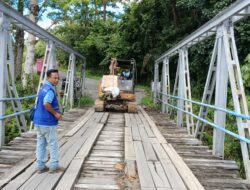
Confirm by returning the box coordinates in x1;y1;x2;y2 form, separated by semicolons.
0;2;84;60
155;0;250;64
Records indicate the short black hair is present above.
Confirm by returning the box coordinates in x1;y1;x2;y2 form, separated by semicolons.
46;69;59;77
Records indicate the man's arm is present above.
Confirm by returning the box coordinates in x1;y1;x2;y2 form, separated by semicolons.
43;90;62;120
44;103;62;120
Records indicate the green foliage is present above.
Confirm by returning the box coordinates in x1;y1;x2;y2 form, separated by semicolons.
35;41;46;59
5;105;20;143
242;54;250;89
141;96;159;109
5;73;39;143
136;85;151;95
85;70;102;80
78;95;94;107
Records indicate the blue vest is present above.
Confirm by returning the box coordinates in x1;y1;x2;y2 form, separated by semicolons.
33;84;60;126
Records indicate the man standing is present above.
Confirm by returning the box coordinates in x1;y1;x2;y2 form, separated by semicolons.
33;69;63;173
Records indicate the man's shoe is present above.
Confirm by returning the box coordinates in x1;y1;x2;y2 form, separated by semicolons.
49;166;65;173
36;166;49;174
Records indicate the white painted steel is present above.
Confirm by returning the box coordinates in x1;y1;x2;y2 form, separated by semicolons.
182;48;194;135
194;38;218;139
6;31;27;132
153;63;159;104
177;50;185;128
63;53;76;110
213;24;229;158
161;58;170;113
0;13;8;147
223;21;250;180
0;2;84;59
69;54;76;109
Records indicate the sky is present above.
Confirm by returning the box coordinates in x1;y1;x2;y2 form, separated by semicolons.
37;2;125;29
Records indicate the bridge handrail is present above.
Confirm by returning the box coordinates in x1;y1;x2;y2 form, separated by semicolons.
0;109;30;120
0;95;36;120
0;95;36;102
156;96;250;144
159;92;250;120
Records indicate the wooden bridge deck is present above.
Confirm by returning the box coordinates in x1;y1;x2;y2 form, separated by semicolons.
0;106;249;190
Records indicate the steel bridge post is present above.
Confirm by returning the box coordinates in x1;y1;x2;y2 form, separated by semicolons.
153;63;159;104
81;58;86;97
69;54;76;109
177;49;185;127
224;21;250;180
213;24;229;158
0;13;9;147
161;58;170;113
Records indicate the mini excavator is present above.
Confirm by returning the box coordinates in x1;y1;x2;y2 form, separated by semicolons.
95;58;137;113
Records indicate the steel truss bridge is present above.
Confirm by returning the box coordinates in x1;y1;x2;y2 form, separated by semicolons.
0;0;249;189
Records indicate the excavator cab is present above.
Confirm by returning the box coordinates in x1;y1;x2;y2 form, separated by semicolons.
95;58;137;112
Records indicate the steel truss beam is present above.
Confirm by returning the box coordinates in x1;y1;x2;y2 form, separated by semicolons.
0;2;84;59
0;13;8;147
175;48;194;134
63;53;76;110
6;27;27;132
161;58;170;113
153;63;159;104
155;0;250;64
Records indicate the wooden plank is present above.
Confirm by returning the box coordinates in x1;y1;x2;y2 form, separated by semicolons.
77;177;117;185
129;114;141;141
139;107;166;143
150;139;171;163
148;161;171;189
74;183;120;189
64;108;94;137
0;158;34;189
124;113;130;127
138;123;148;141
133;141;156;189
155;162;172;188
124;114;136;177
55;123;105;190
161;162;187;190
100;112;109;124
150;139;187;189
141;107;204;189
124;128;135;159
162;143;205;190
142;141;157;161
35;118;105;190
4;112;102;190
138;112;155;138
1;109;88;189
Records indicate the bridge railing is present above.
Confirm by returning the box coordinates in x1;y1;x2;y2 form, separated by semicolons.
156;92;250;144
154;0;250;180
0;1;86;148
0;95;36;120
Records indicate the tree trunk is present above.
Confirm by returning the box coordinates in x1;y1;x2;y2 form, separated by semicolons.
93;0;97;20
103;0;106;21
14;0;24;80
170;0;178;26
22;0;39;88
